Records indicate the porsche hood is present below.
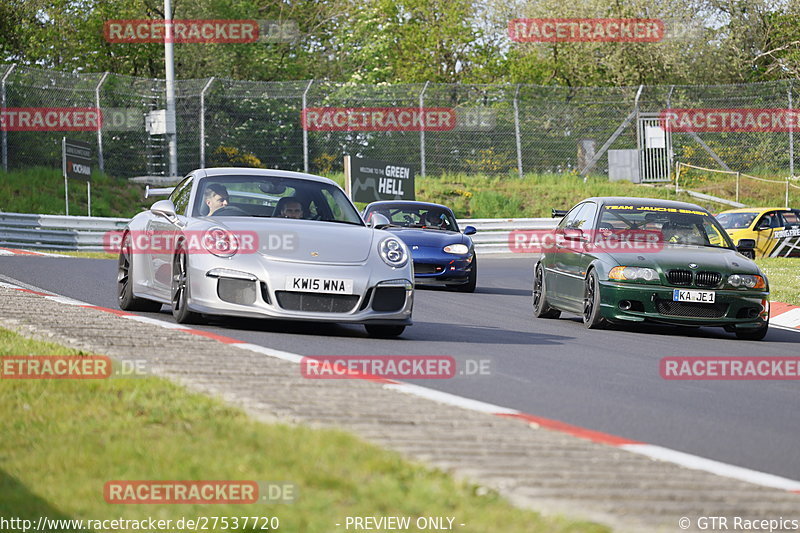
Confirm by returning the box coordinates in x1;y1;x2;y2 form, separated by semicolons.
214;218;377;263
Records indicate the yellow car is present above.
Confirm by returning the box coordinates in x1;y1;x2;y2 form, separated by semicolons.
715;207;800;258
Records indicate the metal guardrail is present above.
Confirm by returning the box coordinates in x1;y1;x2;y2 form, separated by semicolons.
0;212;129;251
0;212;557;254
458;218;557;254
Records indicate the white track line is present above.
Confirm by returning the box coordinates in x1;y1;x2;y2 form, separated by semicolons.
1;275;800;494
621;444;800;492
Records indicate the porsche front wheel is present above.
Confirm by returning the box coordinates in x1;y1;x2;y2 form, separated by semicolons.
171;247;202;324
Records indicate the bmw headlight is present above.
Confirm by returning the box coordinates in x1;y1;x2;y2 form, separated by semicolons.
728;274;766;289
443;244;469;255
609;266;658;282
379;237;408;267
202;227;238;258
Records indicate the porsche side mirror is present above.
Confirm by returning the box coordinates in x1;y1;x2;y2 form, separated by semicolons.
370;213;390;229
150;199;177;219
463;225;477;236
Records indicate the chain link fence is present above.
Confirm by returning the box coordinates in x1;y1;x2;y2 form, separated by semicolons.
1;63;798;180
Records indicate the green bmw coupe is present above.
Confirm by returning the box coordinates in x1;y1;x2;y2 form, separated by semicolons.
532;197;770;340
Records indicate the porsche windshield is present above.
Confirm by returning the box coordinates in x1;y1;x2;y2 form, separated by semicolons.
599;204;735;248
193;175;363;225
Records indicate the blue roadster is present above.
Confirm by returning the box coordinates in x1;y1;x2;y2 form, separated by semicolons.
362;201;477;292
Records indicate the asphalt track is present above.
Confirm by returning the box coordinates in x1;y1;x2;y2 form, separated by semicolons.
1;254;798;481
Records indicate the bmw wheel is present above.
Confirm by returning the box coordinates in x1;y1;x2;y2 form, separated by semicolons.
583;270;606;329
734;320;769;340
533;262;560;319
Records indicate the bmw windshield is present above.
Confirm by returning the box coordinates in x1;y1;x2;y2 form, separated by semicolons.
599;204;736;249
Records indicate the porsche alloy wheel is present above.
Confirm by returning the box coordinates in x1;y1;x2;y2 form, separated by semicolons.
171;246;201;324
118;231;162;312
365;325;406;338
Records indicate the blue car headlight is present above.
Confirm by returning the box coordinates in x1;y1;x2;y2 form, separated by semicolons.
379;237;408;267
443;244;469;255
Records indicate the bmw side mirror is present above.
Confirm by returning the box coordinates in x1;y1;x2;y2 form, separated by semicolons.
463;225;477;236
150;199;178;222
370;213;390;229
563;228;587;242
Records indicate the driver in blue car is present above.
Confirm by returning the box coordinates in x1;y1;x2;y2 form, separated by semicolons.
204;184;230;215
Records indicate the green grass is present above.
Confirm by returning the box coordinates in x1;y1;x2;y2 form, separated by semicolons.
678;167;800;209
0;167;149;217
757;258;800;306
0;327;608;533
39;250;117;259
331;171;729;219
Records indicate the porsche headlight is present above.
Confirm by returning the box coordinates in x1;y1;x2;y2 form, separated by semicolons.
379;237;408;267
202;227;238;258
728;274;765;289
443;244;469;255
608;266;658;282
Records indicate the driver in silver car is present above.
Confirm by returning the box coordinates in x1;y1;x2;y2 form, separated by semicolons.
204;184;230;215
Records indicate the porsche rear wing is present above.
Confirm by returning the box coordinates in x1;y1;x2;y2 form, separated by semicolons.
145;185;175;198
552;209;569;218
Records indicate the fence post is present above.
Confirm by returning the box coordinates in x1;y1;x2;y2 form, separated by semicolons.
514;84;523;178
95;72;110;173
735;172;740;203
1;63;16;172
302;79;313;173
199;76;215;169
789;81;794;179
581;85;643;181
419;81;430;177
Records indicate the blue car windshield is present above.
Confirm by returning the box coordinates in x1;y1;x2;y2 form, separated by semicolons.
366;204;459;231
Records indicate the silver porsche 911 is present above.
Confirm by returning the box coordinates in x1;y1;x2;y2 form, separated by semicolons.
117;168;414;337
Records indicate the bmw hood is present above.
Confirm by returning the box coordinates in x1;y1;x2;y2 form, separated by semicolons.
605;245;760;274
211;218;375;263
